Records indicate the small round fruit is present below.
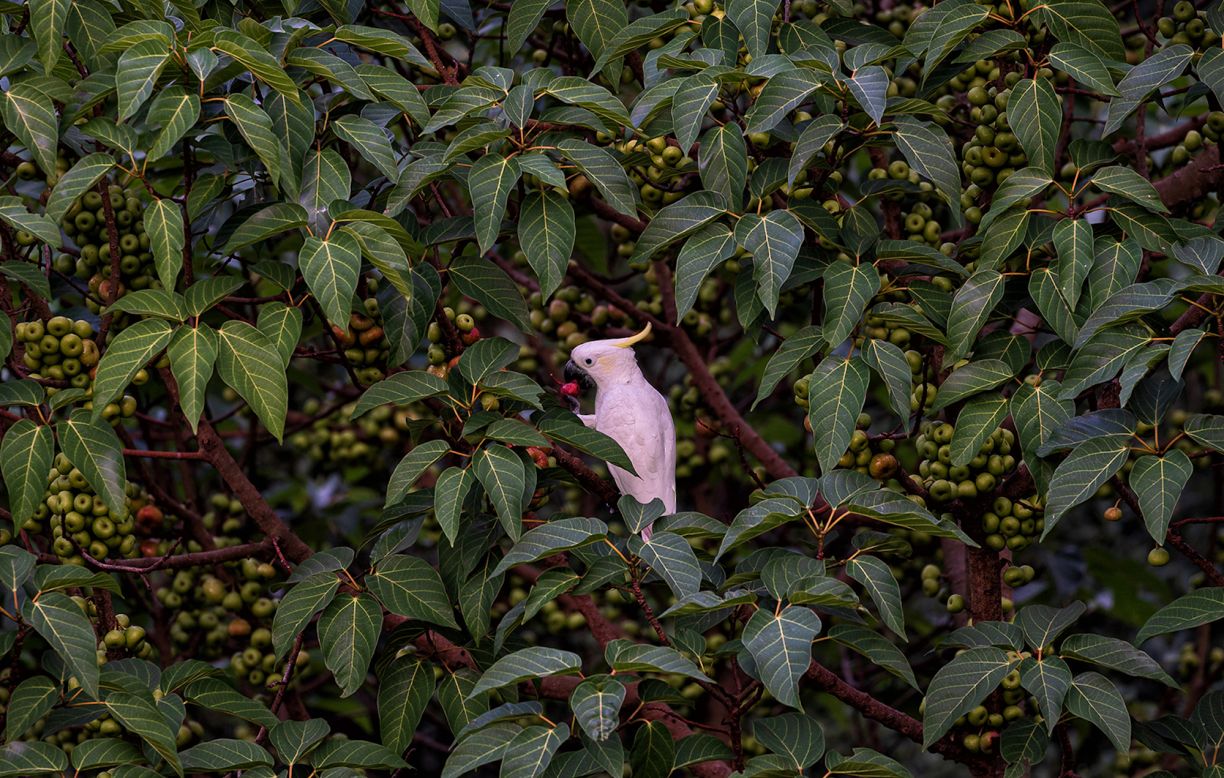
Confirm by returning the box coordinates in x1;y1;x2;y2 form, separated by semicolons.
1147;547;1170;567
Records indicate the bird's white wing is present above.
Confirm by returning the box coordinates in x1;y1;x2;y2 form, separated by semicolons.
595;388;676;514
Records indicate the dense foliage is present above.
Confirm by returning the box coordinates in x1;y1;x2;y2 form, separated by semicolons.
0;0;1223;775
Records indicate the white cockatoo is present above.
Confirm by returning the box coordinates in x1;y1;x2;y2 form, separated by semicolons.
563;323;675;539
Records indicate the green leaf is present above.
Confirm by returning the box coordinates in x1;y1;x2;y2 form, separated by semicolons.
105;692;182;774
434;466;474;546
1000;721;1048;767
216;321;288;442
58;411;127;519
166;325;217;435
1;420;53;527
0;85;58;174
1184;413;1224;454
351;371;449;419
442;722;518;778
980;168;1052;229
145;88;201;163
537;417;638;475
829;624;919;689
212;30;300;102
629;530;701;599
1136;588;1224;643
742;605;821;710
0;740;69;775
571;676;626;741
945;270;1005;361
116;39;170;121
255;302;302;369
1010;380;1072;492
807;355;870;474
271;572;339;660
386;439;450;507
311;739;408;769
860;338;913;421
1090;165;1166;213
555;139;637;216
1029;268;1078;345
1053;218;1093;310
224;203;308;252
182;679;277;727
698;124;748;210
70;738;143;771
449;254;533;331
672;73;720;151
754;713;825;770
0;197;58;246
1020;656;1072;733
30;0;70;75
822;260;880;347
893;116;961;216
1059;634;1177;687
519;190;575;300
105;289;187;322
269;719;330;765
1036;0;1124;61
846;556;905;638
607;640;712;682
789;115;843;186
469;646;583;697
332;115;400;180
1129;450;1192;544
507;0;551;51
674;224;736;321
1103;45;1192;136
566;0;628;77
367;553;458;628
1043;436;1131;537
950;395;1009;468
379;658;434;755
930;359;1014;411
1009;78;1060;174
0;379;42;408
978;208;1030;271
744;68;826;135
0;546;35;596
318;593;382;696
5;675;58;742
736;209;803;317
300;232;361;328
846;66;889;126
753;325;822;410
1048;42;1117;95
474;444;527;540
144;199;184;291
45;152;113;222
502;723;568;778
91;318;173;418
1058;325;1150;398
1065;672;1130;751
224;94;286;191
630;721;673;778
180;740;272;772
726;0;779;57
630;190;727;265
493;518;607;575
922;647;1016;748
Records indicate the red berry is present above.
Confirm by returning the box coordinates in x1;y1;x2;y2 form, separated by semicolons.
560;381;580;397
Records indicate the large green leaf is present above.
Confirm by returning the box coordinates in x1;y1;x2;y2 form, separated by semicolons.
1043;436;1130;536
469;647;583;697
1;85;59;173
379;658;434;755
473;444;527;540
519;190;575;300
166;325;218;435
492;517;608;575
58;411;127;518
570;676;626;742
945;270;1005;361
922;647;1016;748
1059;634;1177;687
846;556;905;639
1128;450;1192;544
366;553;458;628
1065;672;1130;751
699;124;749;209
742;605;821;710
630;190;727;265
300;232;361;328
91;319;173;419
893;116;961;215
628;530;702;599
271;572;340;660
0;419;53;527
23;592;100;701
223;94;286;191
216;321;288;441
1136;588;1224;643
1019;656;1072;733
737;209;804;317
1102;45;1192;136
1009;78;1060;174
44;152;113;222
318;593;382;697
116;39;170;121
822;260;880;347
807;355;870;474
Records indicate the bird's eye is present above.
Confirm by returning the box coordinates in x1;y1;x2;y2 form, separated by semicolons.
584;358;593;366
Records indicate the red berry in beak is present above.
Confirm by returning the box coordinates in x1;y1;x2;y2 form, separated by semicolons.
560;381;580;397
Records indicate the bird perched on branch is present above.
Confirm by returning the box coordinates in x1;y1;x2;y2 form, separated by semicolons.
563;323;675;540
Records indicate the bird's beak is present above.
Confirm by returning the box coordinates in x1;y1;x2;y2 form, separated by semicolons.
563;360;594;391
